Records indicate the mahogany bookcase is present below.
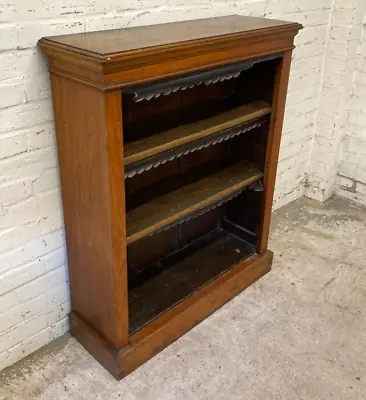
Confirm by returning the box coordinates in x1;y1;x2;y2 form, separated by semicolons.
39;15;301;379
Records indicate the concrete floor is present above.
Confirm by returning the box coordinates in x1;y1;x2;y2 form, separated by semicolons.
1;197;366;400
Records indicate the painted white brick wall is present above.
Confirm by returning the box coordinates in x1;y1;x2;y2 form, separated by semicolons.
0;0;351;371
335;6;366;205
267;1;332;208
306;0;366;203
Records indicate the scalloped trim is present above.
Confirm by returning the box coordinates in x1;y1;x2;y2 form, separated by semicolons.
133;71;241;102
125;119;265;179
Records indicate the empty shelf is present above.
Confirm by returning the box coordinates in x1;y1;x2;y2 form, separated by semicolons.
124;101;271;168
126;161;263;244
128;228;256;334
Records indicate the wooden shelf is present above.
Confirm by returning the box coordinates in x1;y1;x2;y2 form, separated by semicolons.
128;228;256;334
124;101;271;167
126;161;263;244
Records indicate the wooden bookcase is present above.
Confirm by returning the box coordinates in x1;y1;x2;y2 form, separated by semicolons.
39;15;301;379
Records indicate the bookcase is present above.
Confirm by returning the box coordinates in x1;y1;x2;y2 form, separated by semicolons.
39;15;301;379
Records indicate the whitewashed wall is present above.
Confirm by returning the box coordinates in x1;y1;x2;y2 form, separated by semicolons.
335;5;366;205
0;0;359;371
268;0;332;208
306;0;366;202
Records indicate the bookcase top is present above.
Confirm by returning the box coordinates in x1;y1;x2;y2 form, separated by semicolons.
39;15;301;89
39;15;301;58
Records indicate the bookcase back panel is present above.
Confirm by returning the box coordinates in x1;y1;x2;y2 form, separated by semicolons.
235;58;278;104
232;123;270;170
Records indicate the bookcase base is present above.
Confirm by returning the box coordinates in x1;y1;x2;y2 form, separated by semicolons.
70;250;273;380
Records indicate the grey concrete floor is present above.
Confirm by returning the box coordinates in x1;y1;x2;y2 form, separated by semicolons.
1;197;366;400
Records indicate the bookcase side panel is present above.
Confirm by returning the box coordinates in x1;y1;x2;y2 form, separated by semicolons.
257;50;293;254
105;90;129;347
50;75;128;348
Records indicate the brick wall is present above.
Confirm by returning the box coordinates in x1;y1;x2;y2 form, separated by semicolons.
267;0;332;208
335;5;366;205
0;0;351;370
305;0;366;202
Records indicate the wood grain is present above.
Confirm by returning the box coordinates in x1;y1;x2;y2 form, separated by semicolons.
40;16;300;58
126;161;263;244
50;76;128;348
105;91;129;347
39;16;302;89
257;51;293;254
70;312;121;379
124;101;271;165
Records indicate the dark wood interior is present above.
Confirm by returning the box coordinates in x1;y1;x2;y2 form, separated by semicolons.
122;58;278;144
128;226;256;334
123;59;278;334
